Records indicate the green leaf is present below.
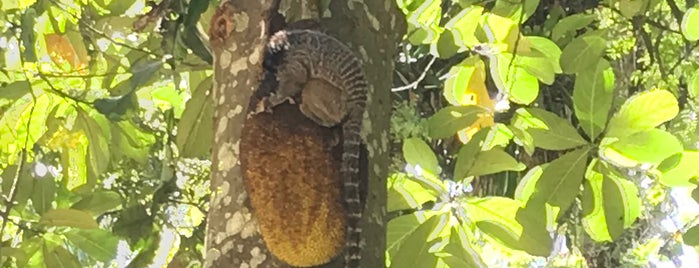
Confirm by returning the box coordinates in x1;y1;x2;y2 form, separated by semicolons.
130;59;163;90
453;130;488;182
0;247;27;264
65;229;119;262
467;197;552;256
76;108;111;190
659;151;699;187
464;148;525;177
30;177;56;215
573;60;615;140
442;56;484;106
71;191;123;216
389;213;444;268
388;174;438;212
689;70;699;99
560;35;606;74
551;14;596;43
44;246;81;268
618;0;647;18
441;226;487;268
491;0;540;22
432;30;460;58
176;76;213;158
20;8;37;62
444;6;483;48
582;160;641;241
112;120;156;163
0;81;30;102
684;224;699;246
427;105;489;139
406;0;443;45
681;7;699;41
515;49;556;85
605;89;679;139
603;129;683;167
491;54;540;104
530;148;590;212
514;165;545;203
402;138;440;175
512;108;588;150
40;209;99;229
527;36;562;73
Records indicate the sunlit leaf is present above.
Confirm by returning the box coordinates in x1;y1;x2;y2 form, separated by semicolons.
491;0;540;22
512;108;588;150
406;0;443;45
514;165;545;203
573;60;615;140
618;0;647;18
40;209;99;229
605;89;679;139
689;70;699;99
428;105;489;139
527;36;562;73
444;6;484;48
681;7;699;41
463;148;525;177
64;229;119;262
659;151;699;187
441;225;487;268
491;54;539;104
388;174;438;212
603;129;683;167
44;33;88;70
76;108;111;190
515;49;556;85
402;138;440;175
389;212;444;268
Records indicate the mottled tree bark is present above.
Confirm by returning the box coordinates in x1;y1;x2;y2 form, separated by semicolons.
205;0;404;267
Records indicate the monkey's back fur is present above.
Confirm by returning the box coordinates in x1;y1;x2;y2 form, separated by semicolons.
240;79;346;267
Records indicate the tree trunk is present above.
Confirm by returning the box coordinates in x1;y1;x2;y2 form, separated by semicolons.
205;0;404;267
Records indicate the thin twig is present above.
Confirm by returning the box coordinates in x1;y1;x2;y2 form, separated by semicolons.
391;56;437;92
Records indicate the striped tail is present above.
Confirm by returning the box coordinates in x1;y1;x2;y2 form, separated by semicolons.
342;81;367;267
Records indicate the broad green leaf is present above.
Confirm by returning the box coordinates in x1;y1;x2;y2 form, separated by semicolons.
681;7;699;41
30;177;56;215
406;0;442;45
512;108;588;150
76;108;111;191
40;209;99;229
551;14;596;43
427;105;489;139
659;151;699;187
112;120;156;163
530;148;590;212
0;80;30;103
20;8;37;62
480;13;519;47
130;59;163;90
387;211;439;258
43;246;81;268
388;174;438;212
491;54;540;104
491;0;540;22
582;161;641;242
432;30;460;58
690;70;699;99
606;89;679;139
453;129;489;182
65;229;119;262
467;197;552;256
402;138;440;175
389;213;444;268
618;0;647;18
176;76;213;158
466;197;523;250
560;35;606;74
514;165;545;203
603;129;683;167
527;36;562;73
483;123;513;149
444;6;483;48
1;164;34;206
515;202;554;256
443;56;482;106
515;49;556;85
441;226;487;268
0;247;27;264
71;191;123;216
510;126;535;155
684;224;699;246
573;60;615;140
465;148;526;177
582;165;610;241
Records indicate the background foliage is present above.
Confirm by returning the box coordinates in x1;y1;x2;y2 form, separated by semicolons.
0;0;698;267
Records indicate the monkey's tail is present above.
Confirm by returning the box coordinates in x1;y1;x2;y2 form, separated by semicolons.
341;97;366;268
